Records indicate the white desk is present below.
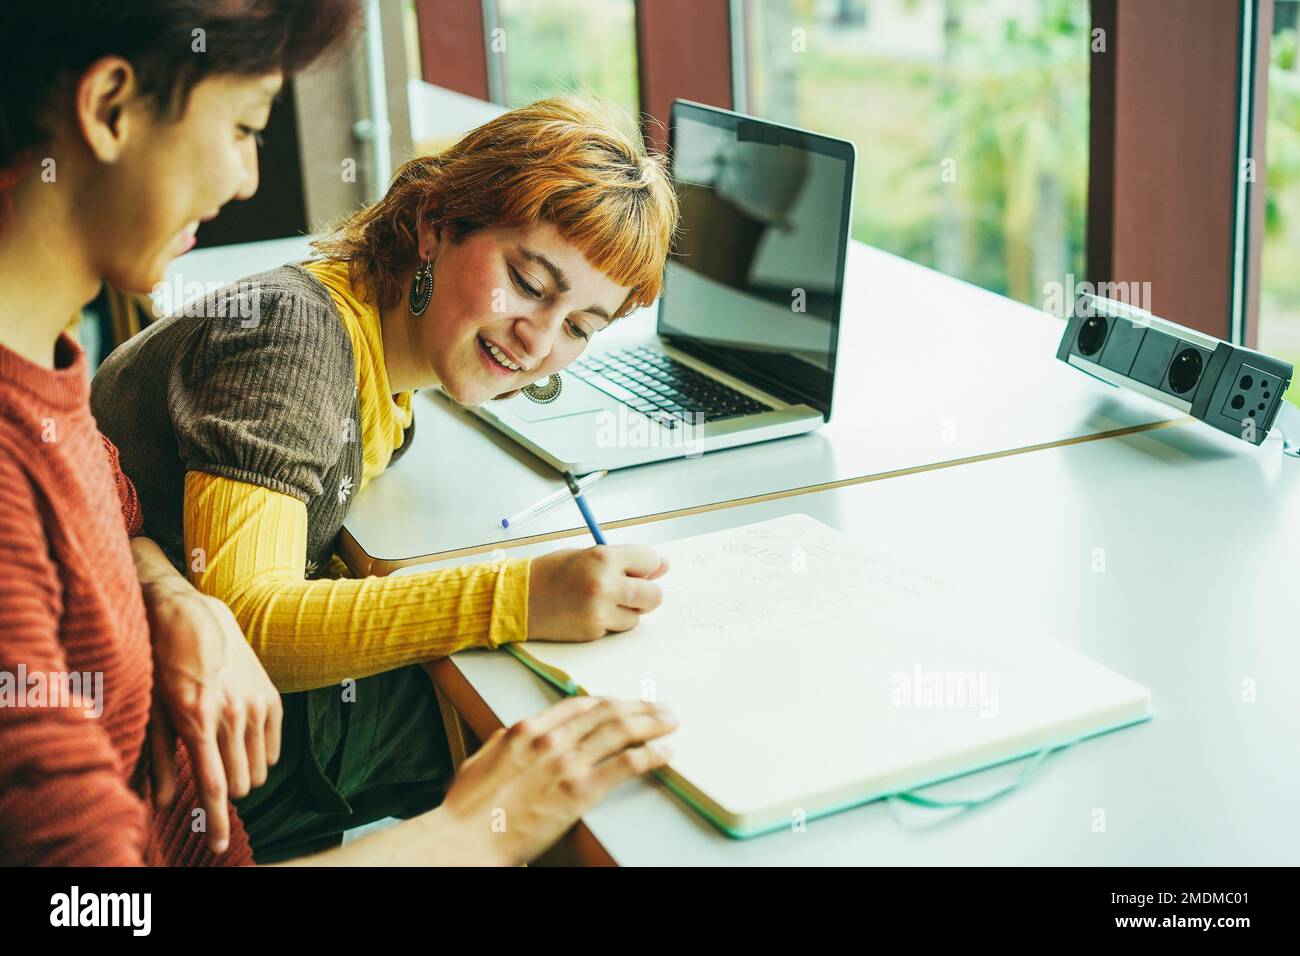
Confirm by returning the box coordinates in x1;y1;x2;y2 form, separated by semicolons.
170;235;1295;863
435;420;1300;864
342;242;1186;572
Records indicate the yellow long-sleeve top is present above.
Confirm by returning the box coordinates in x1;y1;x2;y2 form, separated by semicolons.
182;259;530;693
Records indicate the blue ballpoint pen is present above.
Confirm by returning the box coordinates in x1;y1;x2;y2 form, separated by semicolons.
563;471;607;545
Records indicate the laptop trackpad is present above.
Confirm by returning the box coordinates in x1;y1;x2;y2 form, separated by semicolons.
494;378;607;422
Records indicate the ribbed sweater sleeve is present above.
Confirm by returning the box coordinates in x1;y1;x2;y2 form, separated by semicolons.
100;434;143;538
0;448;147;866
184;471;531;693
171;286;354;505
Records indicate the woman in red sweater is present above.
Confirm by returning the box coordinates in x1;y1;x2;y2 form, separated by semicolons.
0;0;675;867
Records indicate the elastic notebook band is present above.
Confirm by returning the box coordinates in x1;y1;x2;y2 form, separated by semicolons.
1274;401;1300;458
887;743;1060;810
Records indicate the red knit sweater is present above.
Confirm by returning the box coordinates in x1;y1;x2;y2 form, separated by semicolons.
0;333;253;866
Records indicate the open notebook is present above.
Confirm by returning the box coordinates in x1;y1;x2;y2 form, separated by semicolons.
510;513;1153;838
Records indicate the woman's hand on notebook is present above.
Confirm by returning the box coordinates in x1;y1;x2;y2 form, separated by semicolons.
528;544;669;642
435;695;677;865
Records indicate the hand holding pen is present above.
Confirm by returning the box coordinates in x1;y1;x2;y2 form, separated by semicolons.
519;471;670;642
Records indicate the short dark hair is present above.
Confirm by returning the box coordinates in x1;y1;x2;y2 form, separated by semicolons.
0;0;361;173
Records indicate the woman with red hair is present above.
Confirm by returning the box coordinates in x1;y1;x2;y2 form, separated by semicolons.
92;94;682;860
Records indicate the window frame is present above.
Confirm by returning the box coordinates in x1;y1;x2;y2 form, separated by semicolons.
406;0;1276;351
1089;0;1269;346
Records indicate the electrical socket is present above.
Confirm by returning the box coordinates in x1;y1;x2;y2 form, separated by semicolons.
1220;363;1281;436
1057;294;1297;452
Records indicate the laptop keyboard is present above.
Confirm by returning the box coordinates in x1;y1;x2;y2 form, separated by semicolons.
569;346;771;429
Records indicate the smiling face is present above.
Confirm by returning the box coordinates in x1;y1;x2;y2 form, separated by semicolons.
79;69;281;293
416;219;632;406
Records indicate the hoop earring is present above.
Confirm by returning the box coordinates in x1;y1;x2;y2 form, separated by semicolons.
521;373;562;404
408;259;433;316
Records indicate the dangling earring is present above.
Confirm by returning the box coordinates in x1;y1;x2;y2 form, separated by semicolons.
521;373;563;404
409;258;433;316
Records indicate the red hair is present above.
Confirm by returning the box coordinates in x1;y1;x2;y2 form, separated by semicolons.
314;96;680;318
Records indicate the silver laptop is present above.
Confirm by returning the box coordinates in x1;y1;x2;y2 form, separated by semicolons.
460;100;855;473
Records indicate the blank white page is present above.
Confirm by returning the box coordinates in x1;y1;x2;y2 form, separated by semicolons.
517;513;1152;833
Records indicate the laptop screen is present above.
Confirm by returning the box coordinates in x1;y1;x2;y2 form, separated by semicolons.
659;101;855;419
